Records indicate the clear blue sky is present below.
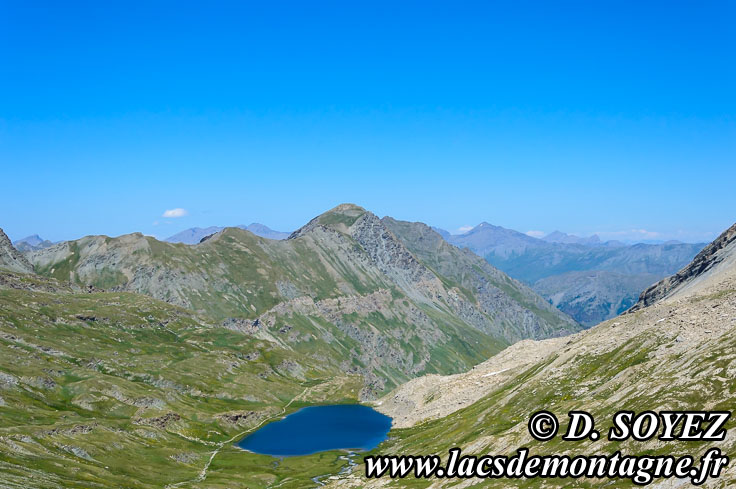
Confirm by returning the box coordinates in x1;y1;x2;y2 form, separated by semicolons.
1;1;734;243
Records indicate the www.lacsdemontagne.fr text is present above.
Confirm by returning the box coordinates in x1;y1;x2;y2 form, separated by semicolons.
365;447;728;485
365;410;731;486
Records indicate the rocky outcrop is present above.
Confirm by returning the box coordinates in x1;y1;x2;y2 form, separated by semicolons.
348;212;441;301
133;412;181;429
630;221;736;311
0;228;34;274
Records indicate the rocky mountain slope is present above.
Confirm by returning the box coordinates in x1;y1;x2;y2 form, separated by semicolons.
443;222;704;326
165;223;289;244
329;221;736;488
382;217;574;342
26;205;578;397
0;228;34;274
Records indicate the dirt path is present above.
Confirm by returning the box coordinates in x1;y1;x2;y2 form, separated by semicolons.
166;385;311;488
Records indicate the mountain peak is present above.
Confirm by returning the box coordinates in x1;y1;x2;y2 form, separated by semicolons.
289;204;368;239
13;234;55;252
18;234;43;244
331;203;366;214
544;230;565;239
543;231;601;246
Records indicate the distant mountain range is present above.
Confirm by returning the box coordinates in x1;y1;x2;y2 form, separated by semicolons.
9;219;706;327
541;230;605;246
13;234;55;252
165;223;290;243
434;223;704;326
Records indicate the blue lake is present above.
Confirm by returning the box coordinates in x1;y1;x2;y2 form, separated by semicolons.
236;404;392;457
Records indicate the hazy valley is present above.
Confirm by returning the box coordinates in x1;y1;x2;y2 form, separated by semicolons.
439;223;704;326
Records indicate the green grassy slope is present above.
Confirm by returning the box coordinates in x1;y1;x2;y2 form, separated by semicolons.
0;271;363;488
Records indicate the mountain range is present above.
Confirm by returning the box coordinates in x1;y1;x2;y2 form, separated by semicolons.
22;204;578;397
541;230;607;245
10;220;702;328
164;223;290;244
437;222;704;326
12;234;55;252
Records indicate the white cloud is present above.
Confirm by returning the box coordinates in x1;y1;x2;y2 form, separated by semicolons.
162;208;188;218
456;225;474;234
526;230;545;238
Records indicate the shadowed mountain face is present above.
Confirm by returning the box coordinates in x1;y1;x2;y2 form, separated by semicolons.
441;223;704;326
26;204;578;397
381;217;576;342
165;223;289;244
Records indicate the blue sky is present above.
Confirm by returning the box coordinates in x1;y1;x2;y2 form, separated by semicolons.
1;1;734;243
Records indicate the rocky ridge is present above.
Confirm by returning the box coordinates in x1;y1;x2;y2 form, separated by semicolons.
631;221;736;310
0;228;34;274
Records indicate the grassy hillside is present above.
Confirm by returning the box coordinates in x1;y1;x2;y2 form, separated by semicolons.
0;271;365;488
